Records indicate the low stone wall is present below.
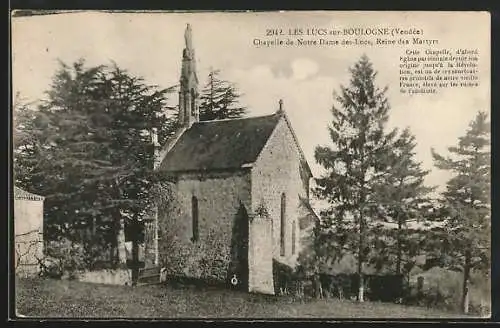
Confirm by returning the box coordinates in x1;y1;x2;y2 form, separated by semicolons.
77;269;132;286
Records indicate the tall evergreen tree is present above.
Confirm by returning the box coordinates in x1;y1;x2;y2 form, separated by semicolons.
371;128;434;276
314;55;397;302
13;94;49;192
431;111;490;314
14;60;177;282
198;68;247;121
296;196;325;299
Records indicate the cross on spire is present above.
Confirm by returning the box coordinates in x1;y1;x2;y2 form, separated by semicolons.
278;99;284;113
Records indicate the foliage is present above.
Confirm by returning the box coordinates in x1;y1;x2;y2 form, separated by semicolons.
313;55;397;301
160;229;232;282
157;192;231;282
199;68;247;121
295;196;324;279
254;201;270;219
430;111;490;313
13;60;177;271
40;238;89;279
318;273;405;302
369;128;434;276
407;267;490;315
272;259;295;294
13;96;59;225
296;246;317;279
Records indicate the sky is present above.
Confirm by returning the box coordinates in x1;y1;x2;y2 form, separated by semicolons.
12;11;490;198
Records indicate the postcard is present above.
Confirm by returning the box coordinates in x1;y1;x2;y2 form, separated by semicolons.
11;10;491;319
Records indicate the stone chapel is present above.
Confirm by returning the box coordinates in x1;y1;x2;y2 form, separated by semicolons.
147;24;317;294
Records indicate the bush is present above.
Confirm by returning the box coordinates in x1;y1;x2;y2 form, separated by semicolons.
157;191;236;285
366;274;405;302
318;273;355;299
40;238;92;279
39;256;63;279
272;259;295;294
407;267;491;315
316;273;404;302
83;240;117;271
272;260;322;298
159;225;232;283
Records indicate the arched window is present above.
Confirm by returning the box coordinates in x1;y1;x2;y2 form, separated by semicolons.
192;195;199;242
280;193;286;256
292;221;296;255
190;88;196;115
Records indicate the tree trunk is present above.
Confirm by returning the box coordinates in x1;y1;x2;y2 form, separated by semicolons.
110;216;118;267
92;216;97;236
313;274;321;299
131;233;139;286
113;178;127;266
358;213;365;302
396;216;402;275
462;249;472;314
154;207;159;266
116;215;127;265
358;262;364;302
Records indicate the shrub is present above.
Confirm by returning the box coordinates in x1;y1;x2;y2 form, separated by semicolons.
408;267;490;315
170;229;230;282
40;238;88;279
272;259;295;294
319;273;355;299
159;220;232;283
82;239;117;271
469;271;491;316
38;256;63;279
272;260;320;298
156;188;235;285
366;274;405;302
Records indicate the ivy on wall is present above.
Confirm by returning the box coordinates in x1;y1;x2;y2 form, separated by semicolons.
156;187;232;282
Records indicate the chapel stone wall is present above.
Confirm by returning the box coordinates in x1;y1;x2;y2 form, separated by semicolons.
158;170;252;286
251;117;310;270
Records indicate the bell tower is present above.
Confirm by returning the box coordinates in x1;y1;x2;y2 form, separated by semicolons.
179;23;199;127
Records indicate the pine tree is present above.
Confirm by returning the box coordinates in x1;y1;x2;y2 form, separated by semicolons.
14;63;109;242
371;128;434;276
13;94;48;191
431;111;490;314
198;68;247;121
314;55;397;302
296;196;324;298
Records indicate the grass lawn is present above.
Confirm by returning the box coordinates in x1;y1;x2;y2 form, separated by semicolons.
15;278;473;319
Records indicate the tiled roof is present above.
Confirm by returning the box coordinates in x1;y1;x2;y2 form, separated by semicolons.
13;187;45;201
160;113;282;172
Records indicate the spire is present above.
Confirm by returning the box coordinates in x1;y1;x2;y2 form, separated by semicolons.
179;23;199;128
184;23;193;52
